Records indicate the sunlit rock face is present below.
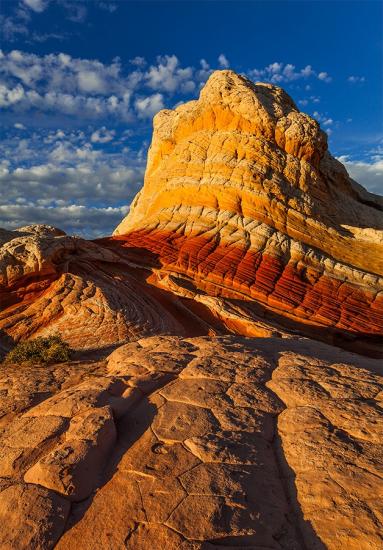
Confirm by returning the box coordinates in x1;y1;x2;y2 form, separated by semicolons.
113;70;383;353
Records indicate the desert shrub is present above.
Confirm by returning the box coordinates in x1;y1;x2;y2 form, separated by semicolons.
4;335;72;365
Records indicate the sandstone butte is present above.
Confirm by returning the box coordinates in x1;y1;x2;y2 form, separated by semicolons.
0;70;382;550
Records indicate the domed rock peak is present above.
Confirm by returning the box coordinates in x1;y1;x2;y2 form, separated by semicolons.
111;70;383;352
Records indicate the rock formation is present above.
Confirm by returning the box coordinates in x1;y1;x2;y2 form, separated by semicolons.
112;70;383;354
0;225;209;351
0;71;382;549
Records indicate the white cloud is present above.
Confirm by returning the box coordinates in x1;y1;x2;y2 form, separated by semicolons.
90;127;115;143
14;122;26;129
0;83;25;105
145;55;195;93
22;0;49;13
218;54;229;69
0;50;236;127
135;93;164;118
97;1;118;13
0;50;210;120
0;14;29;42
318;71;332;83
62;1;87;23
130;56;146;67
313;111;334;128
248;62;331;84
298;95;320;107
0;50;124;96
77;70;106;93
31;31;68;42
337;155;383;196
0;204;128;238
0;130;145;237
348;75;366;84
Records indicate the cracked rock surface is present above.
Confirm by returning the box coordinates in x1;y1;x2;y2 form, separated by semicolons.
0;335;382;549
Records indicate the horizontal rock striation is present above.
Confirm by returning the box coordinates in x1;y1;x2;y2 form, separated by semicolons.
113;70;383;353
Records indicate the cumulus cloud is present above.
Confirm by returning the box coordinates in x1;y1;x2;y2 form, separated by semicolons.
135;93;164;118
0;14;29;42
0;51;137;120
0;50;123;94
90;127;115;143
97;2;118;13
298;95;320;107
0;204;128;238
317;71;332;83
0;130;145;237
22;0;49;13
312;111;334;128
348;75;366;84
145;55;195;93
249;62;332;84
130;56;146;67
218;54;229;69
0;50;212;121
77;70;107;93
61;0;87;23
337;155;383;196
1;0;120;44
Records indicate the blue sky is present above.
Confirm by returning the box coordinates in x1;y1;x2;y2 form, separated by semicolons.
0;0;382;237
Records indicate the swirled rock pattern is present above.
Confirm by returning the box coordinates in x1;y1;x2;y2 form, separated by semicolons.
0;225;211;351
113;70;383;354
0;335;382;549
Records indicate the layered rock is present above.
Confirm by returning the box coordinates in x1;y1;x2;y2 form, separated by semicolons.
112;70;383;353
1;72;382;355
0;225;212;351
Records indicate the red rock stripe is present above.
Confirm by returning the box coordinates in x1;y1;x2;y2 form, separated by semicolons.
102;230;383;336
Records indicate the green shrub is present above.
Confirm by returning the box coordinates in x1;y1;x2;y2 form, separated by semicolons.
4;335;72;365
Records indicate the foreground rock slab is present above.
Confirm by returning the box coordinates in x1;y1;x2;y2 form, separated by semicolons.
0;335;381;549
